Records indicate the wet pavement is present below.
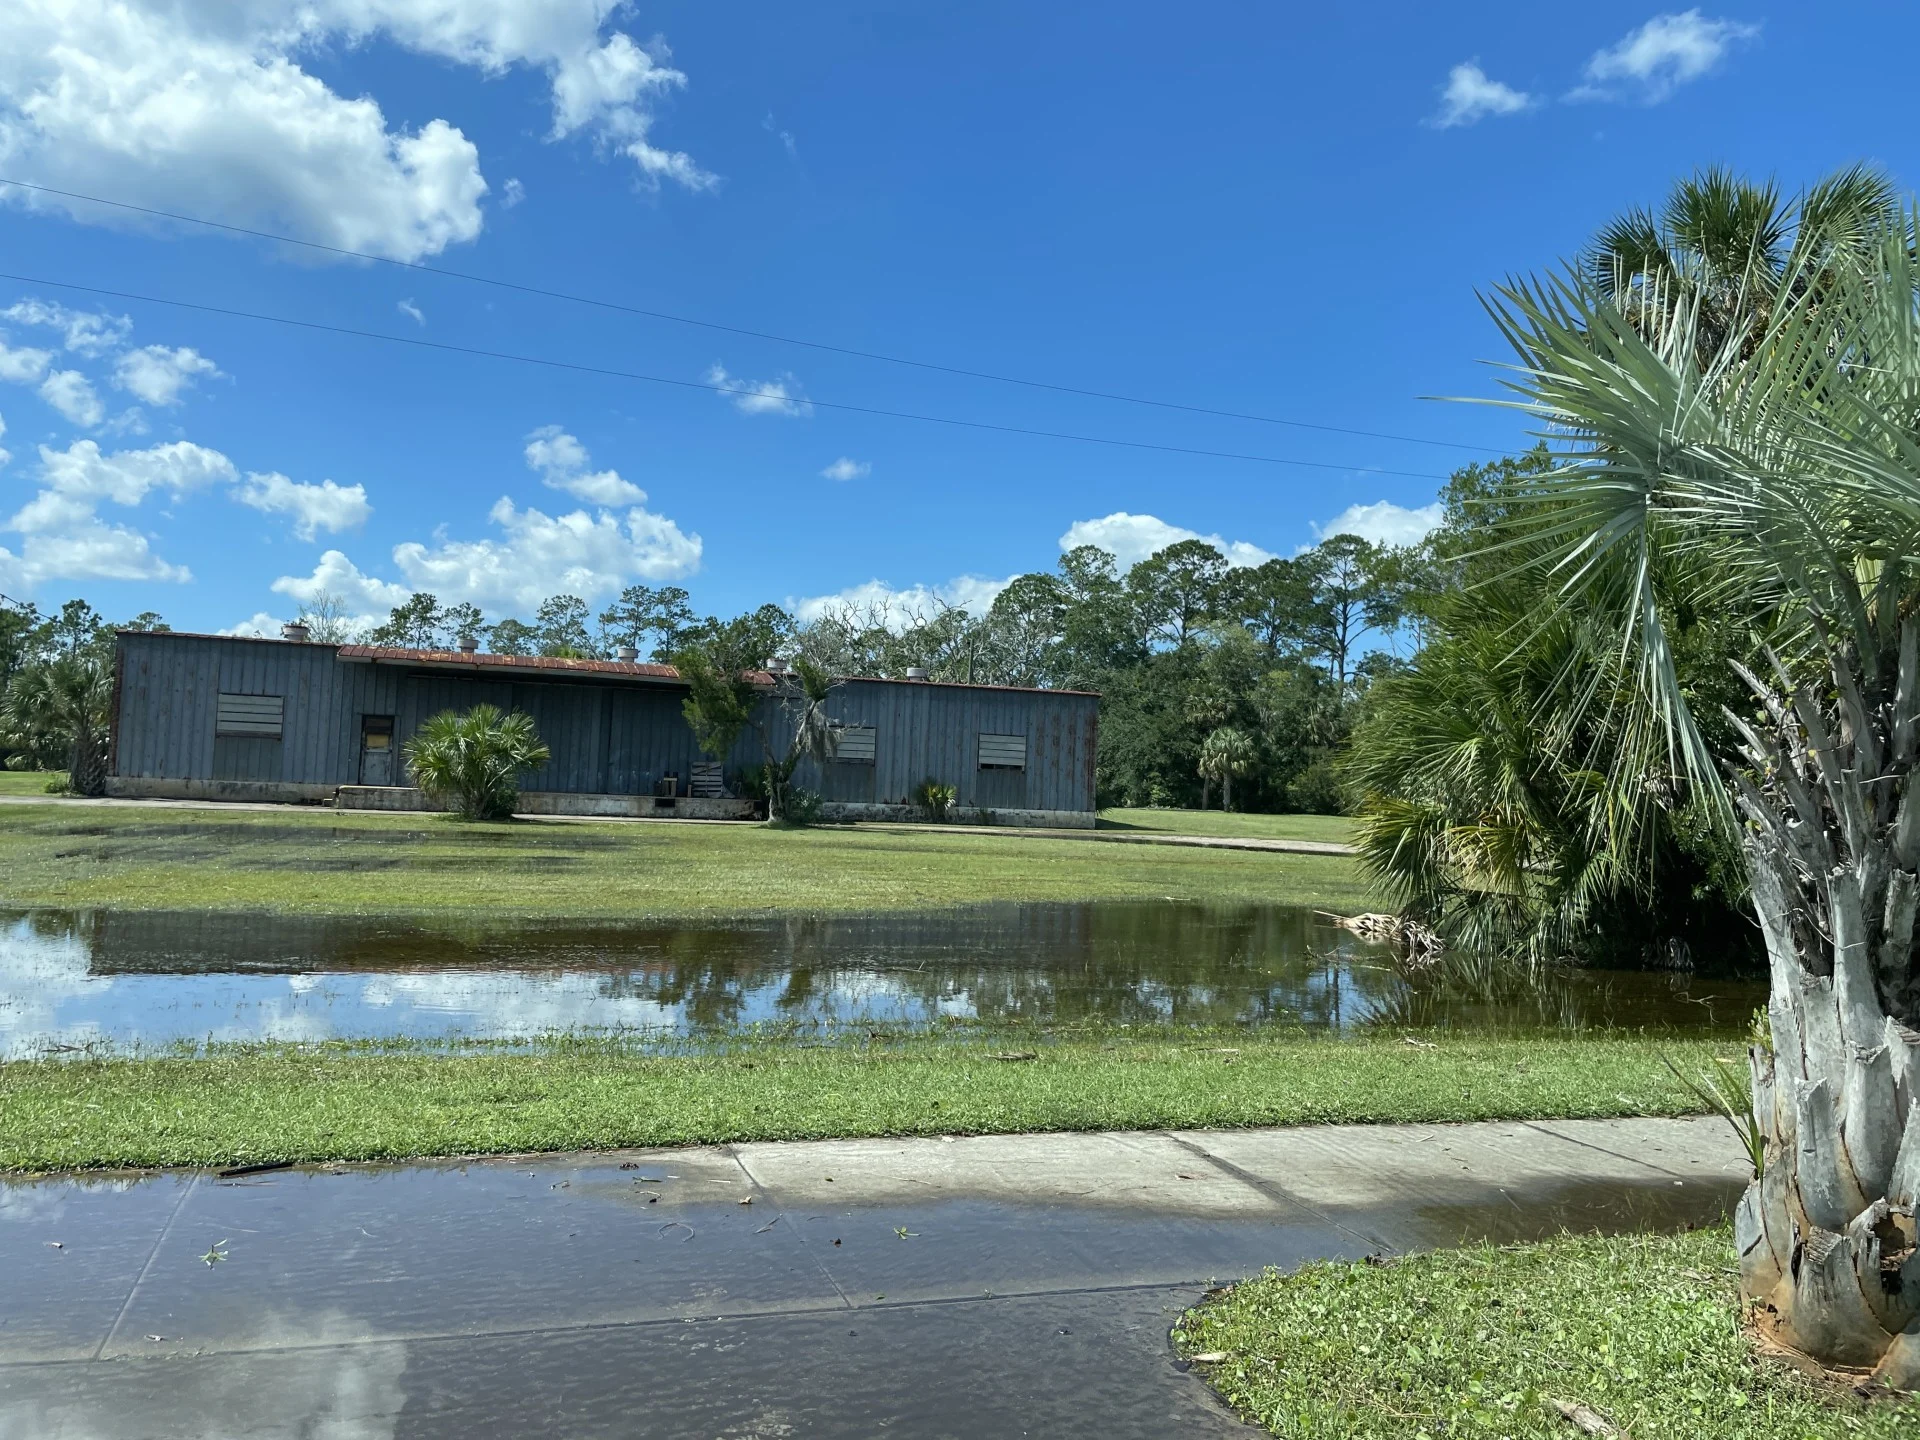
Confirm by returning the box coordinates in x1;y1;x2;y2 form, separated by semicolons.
1;903;1767;1056
0;1117;1750;1438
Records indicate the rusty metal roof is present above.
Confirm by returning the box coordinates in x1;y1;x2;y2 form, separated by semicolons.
118;631;1097;696
336;645;694;681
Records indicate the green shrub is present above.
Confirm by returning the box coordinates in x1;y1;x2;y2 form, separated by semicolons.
404;705;551;821
912;777;957;821
777;786;825;827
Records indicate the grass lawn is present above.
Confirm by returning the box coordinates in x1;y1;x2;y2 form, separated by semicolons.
0;802;1377;919
1176;1225;1913;1438
1099;807;1355;845
0;770;65;797
0;1030;1733;1172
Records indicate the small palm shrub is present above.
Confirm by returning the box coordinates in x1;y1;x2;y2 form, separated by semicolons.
1;654;113;796
912;777;957;821
404;705;551;821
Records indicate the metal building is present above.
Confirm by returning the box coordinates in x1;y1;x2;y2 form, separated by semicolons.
108;630;1101;826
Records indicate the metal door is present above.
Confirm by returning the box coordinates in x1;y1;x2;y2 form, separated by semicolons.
359;715;396;786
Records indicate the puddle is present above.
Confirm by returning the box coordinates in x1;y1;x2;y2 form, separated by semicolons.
0;904;1766;1058
1400;1174;1746;1248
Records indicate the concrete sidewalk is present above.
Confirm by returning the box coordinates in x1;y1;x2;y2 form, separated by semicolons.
0;1117;1745;1438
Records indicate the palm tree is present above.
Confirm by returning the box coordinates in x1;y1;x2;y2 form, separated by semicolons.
1347;494;1754;970
404;705;550;821
1484;203;1920;1382
1588;164;1901;371
1198;727;1255;812
1;654;113;795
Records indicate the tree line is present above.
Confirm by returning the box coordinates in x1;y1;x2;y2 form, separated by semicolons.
0;598;168;792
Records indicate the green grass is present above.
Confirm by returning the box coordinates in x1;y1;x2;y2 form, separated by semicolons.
0;1030;1733;1172
0;803;1376;919
1098;807;1355;845
0;770;66;796
1175;1226;1913;1438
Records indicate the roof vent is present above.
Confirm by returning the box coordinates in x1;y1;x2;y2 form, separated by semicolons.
906;666;929;681
765;657;788;674
281;622;311;643
457;636;478;655
615;644;638;662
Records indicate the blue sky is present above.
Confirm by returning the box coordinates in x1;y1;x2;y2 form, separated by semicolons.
0;3;1914;635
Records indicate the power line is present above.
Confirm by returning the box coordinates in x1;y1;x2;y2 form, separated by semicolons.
0;271;1453;480
0;176;1500;456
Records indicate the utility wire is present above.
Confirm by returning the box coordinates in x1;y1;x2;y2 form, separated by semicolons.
0;271;1452;480
0;176;1500;456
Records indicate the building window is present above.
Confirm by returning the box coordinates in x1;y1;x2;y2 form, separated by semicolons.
835;725;877;764
977;733;1026;771
216;692;285;739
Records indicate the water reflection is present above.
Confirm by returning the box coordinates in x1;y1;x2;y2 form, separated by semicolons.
0;905;1766;1058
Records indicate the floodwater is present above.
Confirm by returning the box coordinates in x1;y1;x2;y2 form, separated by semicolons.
0;903;1767;1058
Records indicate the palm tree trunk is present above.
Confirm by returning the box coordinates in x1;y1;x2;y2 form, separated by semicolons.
1732;621;1920;1386
70;721;108;797
1200;777;1210;811
1223;772;1233;812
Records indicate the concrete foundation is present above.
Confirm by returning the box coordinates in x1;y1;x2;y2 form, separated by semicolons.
817;801;1097;829
105;776;337;805
335;786;758;820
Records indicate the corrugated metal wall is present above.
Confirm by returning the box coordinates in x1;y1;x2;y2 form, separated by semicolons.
116;633;400;785
787;679;1099;812
113;635;1099;812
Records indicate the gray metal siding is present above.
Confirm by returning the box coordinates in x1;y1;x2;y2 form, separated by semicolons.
114;635;1098;813
115;632;394;787
789;679;1097;813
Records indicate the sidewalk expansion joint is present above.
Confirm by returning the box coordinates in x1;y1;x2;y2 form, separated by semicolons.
1157;1133;1394;1256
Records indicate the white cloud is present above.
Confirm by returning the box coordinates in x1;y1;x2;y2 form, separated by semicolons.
37;370;104;428
234;472;372;541
706;364;811;418
0;5;485;262
0;412;9;470
18;438;234;525
1;300;131;356
113;345;221;407
501;177;526;208
0;3;714;262
1431;61;1536;128
258;431;701;621
789;574;1015;626
820;457;870;482
1314;500;1445;549
397;299;426;326
271;548;412;616
0;340;51;386
1057;512;1273;572
391;495;701;612
523;425;645;506
1571;10;1759;103
222;611;288;638
0;438;233;587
